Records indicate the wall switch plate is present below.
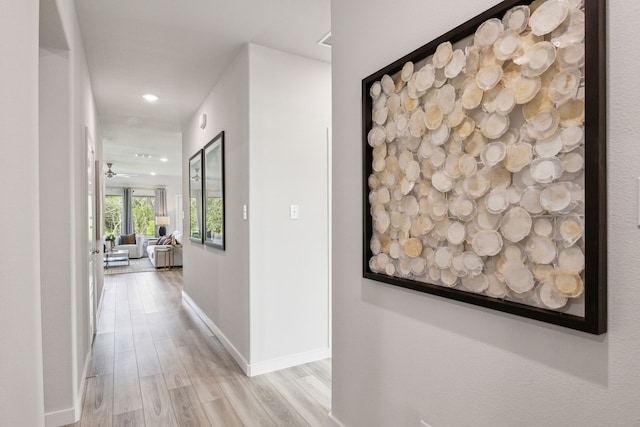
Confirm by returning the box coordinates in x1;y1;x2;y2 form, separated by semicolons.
290;204;299;220
243;204;247;220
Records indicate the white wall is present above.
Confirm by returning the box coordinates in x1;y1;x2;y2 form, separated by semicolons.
0;1;45;426
331;1;640;426
248;44;331;372
39;0;100;424
0;1;98;424
65;1;99;422
40;45;74;416
183;46;252;361
183;44;331;375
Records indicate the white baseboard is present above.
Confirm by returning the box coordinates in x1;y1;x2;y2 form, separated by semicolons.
329;412;347;427
76;350;91;417
44;407;76;427
44;350;91;427
182;291;250;375
182;291;331;378
247;347;331;377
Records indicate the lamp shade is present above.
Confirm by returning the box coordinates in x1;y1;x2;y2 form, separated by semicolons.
155;216;170;225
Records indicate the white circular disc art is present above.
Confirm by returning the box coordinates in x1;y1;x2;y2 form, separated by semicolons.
366;0;593;319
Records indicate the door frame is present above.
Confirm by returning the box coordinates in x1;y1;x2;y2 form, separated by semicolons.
86;127;99;340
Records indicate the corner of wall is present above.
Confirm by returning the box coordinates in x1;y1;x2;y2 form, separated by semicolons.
328;413;348;427
182;291;250;375
43;348;89;427
182;45;252;363
247;44;331;368
39;0;99;421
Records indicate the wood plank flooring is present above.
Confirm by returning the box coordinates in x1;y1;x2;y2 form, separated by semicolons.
65;270;331;427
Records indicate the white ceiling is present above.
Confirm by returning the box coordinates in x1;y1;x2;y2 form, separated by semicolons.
74;0;331;179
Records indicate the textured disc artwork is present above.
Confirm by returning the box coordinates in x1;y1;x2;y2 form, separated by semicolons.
366;0;588;315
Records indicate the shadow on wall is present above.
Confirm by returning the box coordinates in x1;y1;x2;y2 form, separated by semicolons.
360;279;608;386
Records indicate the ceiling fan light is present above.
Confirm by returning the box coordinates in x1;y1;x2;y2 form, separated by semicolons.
191;167;201;182
105;162;117;178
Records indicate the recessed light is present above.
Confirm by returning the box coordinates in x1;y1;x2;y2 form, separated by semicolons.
150;172;157;176
160;157;168;162
142;94;159;102
135;153;152;159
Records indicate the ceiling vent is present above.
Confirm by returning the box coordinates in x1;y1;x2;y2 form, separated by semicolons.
318;31;332;48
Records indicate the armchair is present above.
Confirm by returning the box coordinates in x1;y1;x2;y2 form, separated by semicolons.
114;234;145;258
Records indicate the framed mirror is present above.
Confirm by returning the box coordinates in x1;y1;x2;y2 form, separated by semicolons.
189;150;204;243
204;131;225;249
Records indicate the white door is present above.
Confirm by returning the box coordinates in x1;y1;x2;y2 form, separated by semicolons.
87;128;98;339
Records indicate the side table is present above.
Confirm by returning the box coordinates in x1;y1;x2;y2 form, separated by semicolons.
155;246;173;271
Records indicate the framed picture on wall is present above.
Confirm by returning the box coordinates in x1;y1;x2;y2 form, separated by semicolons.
189;150;204;243
362;0;606;334
203;131;226;250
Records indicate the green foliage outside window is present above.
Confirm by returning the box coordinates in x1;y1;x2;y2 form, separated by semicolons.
190;197;200;236
206;197;223;236
132;196;155;237
104;195;122;235
104;193;157;238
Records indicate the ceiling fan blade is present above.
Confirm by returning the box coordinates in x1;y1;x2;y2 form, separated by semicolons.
104;163;143;179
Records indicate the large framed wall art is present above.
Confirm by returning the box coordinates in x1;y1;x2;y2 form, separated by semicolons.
189;150;204;243
362;0;606;334
203;131;226;250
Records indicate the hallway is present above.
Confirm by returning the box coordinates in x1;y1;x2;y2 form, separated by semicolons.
67;271;331;426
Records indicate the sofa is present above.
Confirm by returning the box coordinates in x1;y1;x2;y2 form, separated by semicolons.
113;233;145;259
147;232;183;268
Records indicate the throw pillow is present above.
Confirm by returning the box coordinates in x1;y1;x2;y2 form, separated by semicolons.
157;236;167;245
120;234;136;245
173;231;182;245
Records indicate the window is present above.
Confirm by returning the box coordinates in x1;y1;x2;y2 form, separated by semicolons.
132;195;155;237
190;197;199;237
206;197;223;236
104;195;123;235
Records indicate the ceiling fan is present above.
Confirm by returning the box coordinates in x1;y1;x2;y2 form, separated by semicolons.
191;167;200;182
105;162;137;178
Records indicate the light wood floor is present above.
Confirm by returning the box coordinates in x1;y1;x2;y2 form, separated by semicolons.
66;270;331;427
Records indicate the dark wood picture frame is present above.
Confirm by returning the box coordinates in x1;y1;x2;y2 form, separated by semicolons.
362;0;606;334
189;150;204;244
203;131;226;250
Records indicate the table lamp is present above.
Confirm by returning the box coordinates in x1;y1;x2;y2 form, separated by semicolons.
156;216;170;236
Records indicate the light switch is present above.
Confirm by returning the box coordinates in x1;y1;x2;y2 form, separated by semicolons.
243;204;248;220
290;204;300;220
